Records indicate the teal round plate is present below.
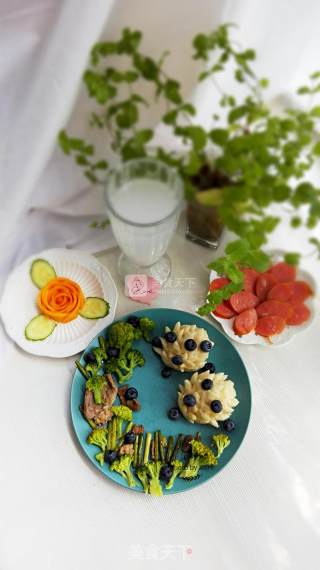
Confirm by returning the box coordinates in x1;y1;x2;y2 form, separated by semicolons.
70;308;251;494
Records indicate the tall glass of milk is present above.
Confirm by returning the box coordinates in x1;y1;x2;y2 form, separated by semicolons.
105;158;183;284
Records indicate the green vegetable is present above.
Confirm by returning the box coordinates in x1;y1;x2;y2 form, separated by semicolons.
108;417;118;450
145;461;163;496
111;405;133;438
86;375;106;405
87;428;108;466
30;258;56;288
166;436;174;462
24;315;57;341
104;321;145;383
79;297;110;319
212;434;230;458
143;432;152;465
133;435;139;467
165;460;184;490
110;454;137;487
179;439;217;480
75;360;89;380
137;433;144;466
136;465;149;493
171;433;184;462
138;317;155;341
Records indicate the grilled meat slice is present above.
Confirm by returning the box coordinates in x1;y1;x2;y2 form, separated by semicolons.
83;374;118;425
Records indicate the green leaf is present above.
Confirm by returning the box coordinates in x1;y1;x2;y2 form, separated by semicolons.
175;126;207;151
209;128;229;146
313;142;320;156
273;185;290;202
164;79;182;104
116;102;138;129
284;253;301;265
291;216;302;228
133;53;159;80
184;150;203;175
259;78;269;88
162;109;178;125
311;106;320;117
228;105;248;124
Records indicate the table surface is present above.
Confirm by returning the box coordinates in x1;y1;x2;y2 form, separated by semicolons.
1;220;319;570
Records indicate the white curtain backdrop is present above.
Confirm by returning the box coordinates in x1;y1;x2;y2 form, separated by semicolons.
1;0;320;285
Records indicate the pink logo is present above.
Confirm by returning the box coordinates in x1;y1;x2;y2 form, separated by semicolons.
125;274;160;305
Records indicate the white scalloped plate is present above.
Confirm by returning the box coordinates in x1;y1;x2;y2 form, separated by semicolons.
209;251;317;347
0;249;118;357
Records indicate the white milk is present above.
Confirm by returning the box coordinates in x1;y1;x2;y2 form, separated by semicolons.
108;178;180;266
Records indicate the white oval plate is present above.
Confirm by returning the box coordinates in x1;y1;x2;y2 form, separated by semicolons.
0;249;118;357
209;251;316;347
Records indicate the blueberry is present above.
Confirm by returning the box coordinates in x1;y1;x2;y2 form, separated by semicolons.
160;465;173;481
124;432;136;444
201;378;213;390
183;394;196;407
164;331;177;343
171;355;183;366
199;362;216;373
127;315;140;328
125;387;138;400
168;407;180;420
161;367;172;378
84;352;96;365
184;339;197;351
151;336;163;349
107;346;120;359
211;400;222;413
222;419;235;432
200;340;213;352
104;450;117;464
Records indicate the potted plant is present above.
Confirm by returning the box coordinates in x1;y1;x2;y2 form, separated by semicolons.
59;25;320;314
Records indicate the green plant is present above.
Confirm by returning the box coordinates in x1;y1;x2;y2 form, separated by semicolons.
59;25;320;313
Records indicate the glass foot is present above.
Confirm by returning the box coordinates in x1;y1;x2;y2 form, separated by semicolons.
118;253;171;286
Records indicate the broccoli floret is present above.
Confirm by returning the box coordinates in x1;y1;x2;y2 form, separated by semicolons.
87;428;108;466
127;349;145;369
86;374;106;404
108;321;136;353
111;405;133;437
139;317;155;341
146;461;163;496
110;454;137;487
165;460;184;490
212;434;230;458
136;466;150;493
92;347;106;368
179;439;217;479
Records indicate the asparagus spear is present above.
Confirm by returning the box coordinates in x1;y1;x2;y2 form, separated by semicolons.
171;433;183;462
137;433;144;467
143;433;152;465
158;431;165;463
133;436;139;467
75;360;89;380
98;335;106;351
109;417;117;450
166;436;174;462
154;431;159;462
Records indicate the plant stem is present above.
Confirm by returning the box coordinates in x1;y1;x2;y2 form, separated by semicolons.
133;436;139;467
154;431;159;462
158;431;164;462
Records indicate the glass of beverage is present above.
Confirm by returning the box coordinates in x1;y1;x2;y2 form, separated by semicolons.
105;158;183;284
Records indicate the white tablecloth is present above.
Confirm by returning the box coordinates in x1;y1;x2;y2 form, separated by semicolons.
1;218;319;570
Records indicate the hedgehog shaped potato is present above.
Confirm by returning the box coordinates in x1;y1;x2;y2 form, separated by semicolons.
152;322;214;372
178;370;239;427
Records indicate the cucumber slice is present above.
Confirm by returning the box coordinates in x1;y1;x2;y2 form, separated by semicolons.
25;314;57;341
79;297;110;319
30;258;56;288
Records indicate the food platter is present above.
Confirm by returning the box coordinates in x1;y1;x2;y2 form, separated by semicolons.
0;248;117;357
70;308;251;494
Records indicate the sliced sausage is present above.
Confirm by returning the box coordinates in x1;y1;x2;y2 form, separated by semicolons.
267;282;295;302
255;273;276;301
214;302;236;319
229;291;259;313
241;268;259;293
209;277;230;291
233;308;257;336
269;262;296;283
256;300;293;322
255;315;286;337
290;280;313;302
286;302;311;325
